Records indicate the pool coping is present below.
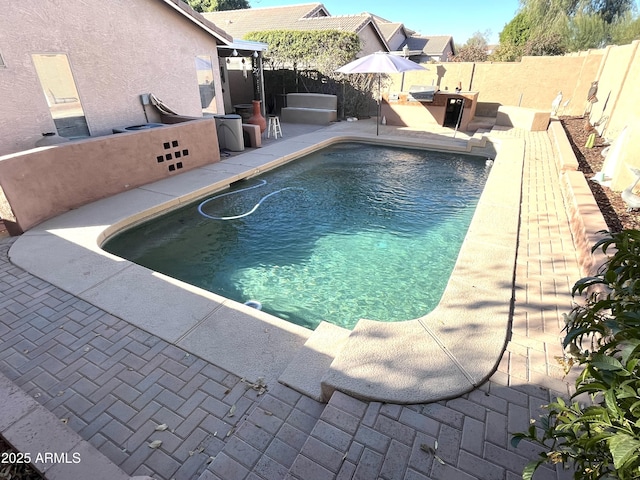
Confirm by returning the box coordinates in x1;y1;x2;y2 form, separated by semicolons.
9;122;524;404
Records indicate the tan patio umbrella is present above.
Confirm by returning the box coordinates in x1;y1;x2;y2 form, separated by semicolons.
336;52;427;135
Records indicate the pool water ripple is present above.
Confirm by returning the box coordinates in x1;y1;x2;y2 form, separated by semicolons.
104;143;490;330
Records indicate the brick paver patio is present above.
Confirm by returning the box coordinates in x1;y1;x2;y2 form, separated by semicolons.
1;126;581;479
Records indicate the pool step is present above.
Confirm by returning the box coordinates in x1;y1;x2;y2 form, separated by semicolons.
467;115;496;132
278;321;351;401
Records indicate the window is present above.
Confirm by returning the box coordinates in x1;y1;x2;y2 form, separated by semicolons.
195;55;215;114
32;53;89;137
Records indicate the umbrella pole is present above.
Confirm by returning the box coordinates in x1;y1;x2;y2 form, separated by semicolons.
377;74;380;136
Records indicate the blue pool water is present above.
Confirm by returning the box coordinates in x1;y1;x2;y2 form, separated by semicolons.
103;143;490;330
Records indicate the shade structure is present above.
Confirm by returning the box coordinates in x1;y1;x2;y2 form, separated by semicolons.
337;52;427;135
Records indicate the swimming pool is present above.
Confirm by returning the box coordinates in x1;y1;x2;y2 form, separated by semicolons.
103;143;490;330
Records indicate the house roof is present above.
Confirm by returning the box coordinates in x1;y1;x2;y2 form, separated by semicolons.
405;35;454;56
376;22;405;41
295;14;383;35
365;12;416;36
203;3;329;39
161;0;233;45
203;3;388;51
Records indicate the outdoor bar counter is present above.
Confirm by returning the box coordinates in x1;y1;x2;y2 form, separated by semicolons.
381;91;479;131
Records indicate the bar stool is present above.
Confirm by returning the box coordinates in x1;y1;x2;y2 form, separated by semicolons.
267;115;282;139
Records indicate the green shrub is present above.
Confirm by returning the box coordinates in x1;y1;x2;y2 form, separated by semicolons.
512;229;640;479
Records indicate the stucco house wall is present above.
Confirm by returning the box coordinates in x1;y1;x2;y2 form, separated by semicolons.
0;0;230;156
357;25;388;56
385;30;407;51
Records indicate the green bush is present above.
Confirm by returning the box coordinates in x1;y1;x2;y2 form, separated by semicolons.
244;30;360;76
512;229;640;480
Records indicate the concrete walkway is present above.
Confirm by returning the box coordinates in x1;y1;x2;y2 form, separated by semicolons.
1;121;581;479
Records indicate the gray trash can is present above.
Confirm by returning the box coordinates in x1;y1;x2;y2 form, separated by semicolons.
214;114;244;152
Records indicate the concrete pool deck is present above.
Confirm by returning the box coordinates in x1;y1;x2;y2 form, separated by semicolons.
0;119;592;479
8;120;520;404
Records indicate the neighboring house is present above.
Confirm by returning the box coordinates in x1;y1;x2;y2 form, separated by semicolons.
203;3;390;56
0;0;234;156
400;35;456;63
204;3;455;62
368;13;456;62
373;17;414;51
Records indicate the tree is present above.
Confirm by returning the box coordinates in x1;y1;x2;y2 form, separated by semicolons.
500;11;533;47
491;42;524;62
610;12;640;45
186;0;249;13
566;12;608;50
466;30;490;48
450;31;489;62
451;44;488;62
523;31;567;56
586;0;635;24
496;0;639;60
493;12;531;61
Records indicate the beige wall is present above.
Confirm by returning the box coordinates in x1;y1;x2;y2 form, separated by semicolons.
0;0;227;156
391;63;475;93
474;55;601;114
602;43;640;191
589;43;639;138
386;41;637;128
0;120;221;234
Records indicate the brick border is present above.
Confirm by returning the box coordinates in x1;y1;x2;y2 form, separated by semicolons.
0;371;153;480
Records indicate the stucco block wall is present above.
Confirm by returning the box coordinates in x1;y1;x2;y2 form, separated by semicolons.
0;0;226;156
390;63;475;94
386;50;606;117
495;106;550;131
0;120;220;234
474;55;598;114
590;42;640;139
605;124;640;192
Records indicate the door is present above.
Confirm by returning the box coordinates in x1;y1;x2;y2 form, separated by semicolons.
443;98;464;128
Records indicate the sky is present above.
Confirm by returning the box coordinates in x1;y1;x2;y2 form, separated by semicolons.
247;0;522;44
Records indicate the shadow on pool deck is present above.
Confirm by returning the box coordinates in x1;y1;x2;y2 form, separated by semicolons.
1;119;581;480
8;118;514;404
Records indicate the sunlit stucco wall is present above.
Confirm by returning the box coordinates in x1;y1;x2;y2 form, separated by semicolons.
0;0;227;156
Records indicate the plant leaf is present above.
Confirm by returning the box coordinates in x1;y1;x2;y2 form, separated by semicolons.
522;459;542;480
148;440;162;449
591;354;624;371
608;433;640;469
155;423;168;431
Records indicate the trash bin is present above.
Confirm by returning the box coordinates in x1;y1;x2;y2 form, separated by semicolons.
214;114;244;152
